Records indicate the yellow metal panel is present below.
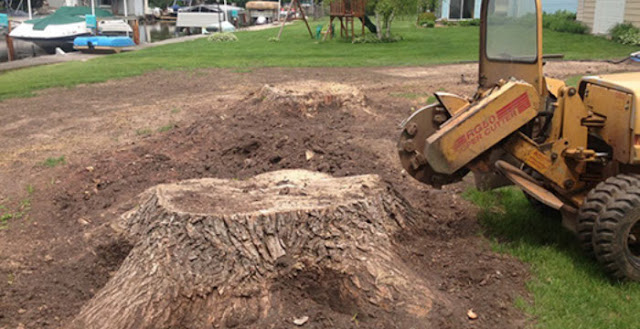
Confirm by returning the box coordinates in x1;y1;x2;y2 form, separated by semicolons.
504;134;583;190
545;77;565;98
424;81;539;174
560;86;589;149
583;83;633;163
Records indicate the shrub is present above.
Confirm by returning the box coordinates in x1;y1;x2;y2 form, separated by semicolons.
459;18;480;26
440;19;457;26
542;10;588;34
610;23;640;45
417;12;437;27
207;32;238;42
352;34;403;44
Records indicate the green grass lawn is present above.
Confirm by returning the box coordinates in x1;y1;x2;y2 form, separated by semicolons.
464;187;640;329
0;19;637;100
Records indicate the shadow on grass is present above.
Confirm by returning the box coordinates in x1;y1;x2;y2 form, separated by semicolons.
464;187;640;329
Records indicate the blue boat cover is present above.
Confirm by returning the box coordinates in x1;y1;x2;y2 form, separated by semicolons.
74;36;135;48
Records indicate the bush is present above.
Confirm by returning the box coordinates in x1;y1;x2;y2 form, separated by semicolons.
207;32;238;42
459;18;480;26
352;34;403;44
417;12;437;27
610;23;640;45
440;19;457;26
542;10;588;34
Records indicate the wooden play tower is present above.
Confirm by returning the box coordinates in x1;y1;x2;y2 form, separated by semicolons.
328;0;367;40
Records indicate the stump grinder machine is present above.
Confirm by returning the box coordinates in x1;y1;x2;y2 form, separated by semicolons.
398;0;640;280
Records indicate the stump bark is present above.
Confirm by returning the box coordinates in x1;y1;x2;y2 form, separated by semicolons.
71;170;436;329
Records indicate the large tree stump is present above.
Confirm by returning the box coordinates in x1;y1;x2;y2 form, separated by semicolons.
71;170;437;329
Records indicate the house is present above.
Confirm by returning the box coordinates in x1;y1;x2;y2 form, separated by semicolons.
437;0;482;20
577;0;640;34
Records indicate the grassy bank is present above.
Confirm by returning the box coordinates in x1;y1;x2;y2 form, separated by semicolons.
464;187;640;329
0;19;637;100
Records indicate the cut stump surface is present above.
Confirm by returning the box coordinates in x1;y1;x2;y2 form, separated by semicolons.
71;170;437;329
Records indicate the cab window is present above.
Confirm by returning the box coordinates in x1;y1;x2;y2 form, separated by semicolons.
486;0;538;63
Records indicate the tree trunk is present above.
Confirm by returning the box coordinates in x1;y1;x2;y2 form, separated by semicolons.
385;11;395;39
70;170;437;329
375;12;382;39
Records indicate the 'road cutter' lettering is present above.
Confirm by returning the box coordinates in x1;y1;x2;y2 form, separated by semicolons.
453;92;531;152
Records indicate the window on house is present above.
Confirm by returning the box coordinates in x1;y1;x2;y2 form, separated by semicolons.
449;0;475;19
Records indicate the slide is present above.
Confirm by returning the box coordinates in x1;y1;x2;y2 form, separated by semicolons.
363;15;377;34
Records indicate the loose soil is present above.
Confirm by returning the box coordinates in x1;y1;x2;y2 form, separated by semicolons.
0;61;635;329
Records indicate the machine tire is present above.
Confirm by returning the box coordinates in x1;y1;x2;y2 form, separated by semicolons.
593;188;640;281
577;175;640;255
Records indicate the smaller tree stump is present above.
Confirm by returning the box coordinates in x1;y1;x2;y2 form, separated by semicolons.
71;170;437;329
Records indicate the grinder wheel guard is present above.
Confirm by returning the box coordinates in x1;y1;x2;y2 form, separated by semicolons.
398;104;468;187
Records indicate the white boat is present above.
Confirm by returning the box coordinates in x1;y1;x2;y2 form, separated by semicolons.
9;6;114;52
98;19;133;36
176;4;244;28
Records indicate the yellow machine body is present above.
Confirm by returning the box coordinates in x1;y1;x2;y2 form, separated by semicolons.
397;0;640;281
425;81;539;174
398;0;640;210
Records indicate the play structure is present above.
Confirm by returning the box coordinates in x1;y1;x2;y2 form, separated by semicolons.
276;0;313;40
327;0;376;40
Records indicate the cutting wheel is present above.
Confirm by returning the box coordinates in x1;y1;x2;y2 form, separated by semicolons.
397;104;468;187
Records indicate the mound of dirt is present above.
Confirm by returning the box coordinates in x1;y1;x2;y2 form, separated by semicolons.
0;73;531;329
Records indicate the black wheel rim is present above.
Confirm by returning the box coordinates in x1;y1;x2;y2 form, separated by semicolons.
625;217;640;266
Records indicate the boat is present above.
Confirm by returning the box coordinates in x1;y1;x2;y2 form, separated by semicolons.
176;4;244;28
9;6;113;52
73;36;135;53
246;1;278;24
98;19;133;36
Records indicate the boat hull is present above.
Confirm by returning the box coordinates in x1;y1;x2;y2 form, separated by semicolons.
12;34;91;52
10;21;92;52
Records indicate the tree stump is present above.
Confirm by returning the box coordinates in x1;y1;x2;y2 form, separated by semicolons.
71;170;436;329
258;81;372;116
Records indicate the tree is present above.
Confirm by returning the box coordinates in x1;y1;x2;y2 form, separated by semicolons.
367;0;416;40
417;0;438;13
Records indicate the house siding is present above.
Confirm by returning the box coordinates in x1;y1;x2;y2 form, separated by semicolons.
577;0;596;29
624;0;640;26
578;0;640;33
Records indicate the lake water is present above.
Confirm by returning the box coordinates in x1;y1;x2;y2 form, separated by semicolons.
542;0;578;13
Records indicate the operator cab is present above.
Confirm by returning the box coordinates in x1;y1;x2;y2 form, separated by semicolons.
480;0;544;93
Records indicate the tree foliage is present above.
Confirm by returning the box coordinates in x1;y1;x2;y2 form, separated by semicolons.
367;0;416;39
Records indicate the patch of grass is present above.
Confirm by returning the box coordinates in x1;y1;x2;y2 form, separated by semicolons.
170;107;181;114
157;123;175;133
390;92;426;99
390;92;437;103
40;156;66;168
463;187;640;329
0;185;35;229
136;128;152;136
0;19;636;100
565;75;582;87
